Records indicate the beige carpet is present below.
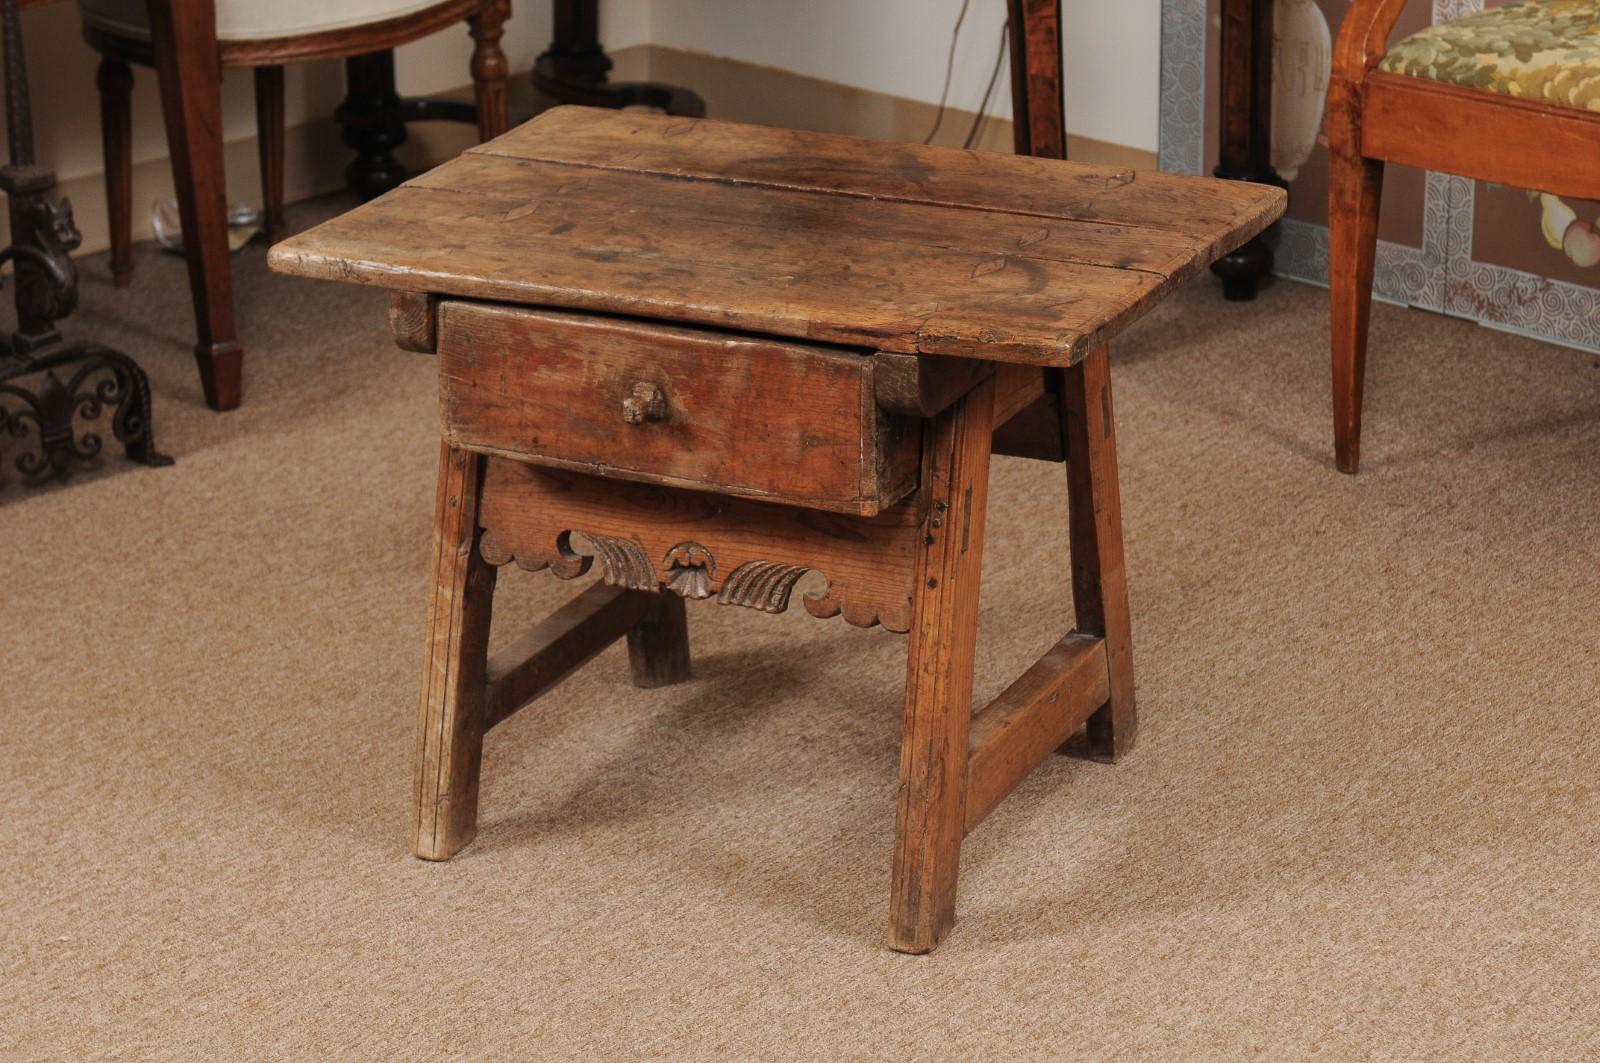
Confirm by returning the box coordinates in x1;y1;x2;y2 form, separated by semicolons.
4;203;1599;1061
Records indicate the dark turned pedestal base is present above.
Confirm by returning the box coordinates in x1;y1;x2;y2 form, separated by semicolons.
531;0;704;117
337;51;487;201
1209;165;1287;302
1211;0;1283;302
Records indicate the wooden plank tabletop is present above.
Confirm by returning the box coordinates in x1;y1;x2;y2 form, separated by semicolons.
270;107;1284;367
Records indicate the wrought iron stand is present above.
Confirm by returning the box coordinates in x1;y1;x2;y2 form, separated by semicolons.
0;0;169;486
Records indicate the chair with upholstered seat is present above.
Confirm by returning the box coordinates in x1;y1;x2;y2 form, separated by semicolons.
1328;0;1600;472
78;0;511;409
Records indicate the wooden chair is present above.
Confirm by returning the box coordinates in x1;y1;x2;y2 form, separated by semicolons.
1329;0;1600;472
77;0;511;410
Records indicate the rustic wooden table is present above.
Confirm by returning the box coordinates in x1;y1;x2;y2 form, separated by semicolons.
270;107;1282;953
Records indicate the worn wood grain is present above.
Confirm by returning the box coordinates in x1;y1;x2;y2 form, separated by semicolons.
964;634;1109;833
476;107;1275;242
874;352;994;419
281;104;1190;952
439;302;916;515
269;109;1285;368
890;376;996;954
1061;346;1135;760
389;291;438;353
477;459;922;633
413;443;494;860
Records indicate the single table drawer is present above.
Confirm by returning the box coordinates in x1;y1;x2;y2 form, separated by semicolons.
438;302;919;515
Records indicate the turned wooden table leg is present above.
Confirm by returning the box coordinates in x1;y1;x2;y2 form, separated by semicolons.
413;443;497;860
1060;346;1136;760
889;376;997;954
468;0;511;141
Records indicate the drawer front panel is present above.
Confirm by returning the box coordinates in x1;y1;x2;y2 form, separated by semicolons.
438;302;917;514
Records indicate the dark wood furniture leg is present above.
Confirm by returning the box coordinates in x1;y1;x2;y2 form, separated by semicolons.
147;0;242;410
338;51;410;201
889;376;997;954
532;0;705;116
96;56;133;288
1006;0;1066;159
468;0;511;140
1060;346;1136;760
337;7;513;202
253;65;286;246
1211;0;1283;301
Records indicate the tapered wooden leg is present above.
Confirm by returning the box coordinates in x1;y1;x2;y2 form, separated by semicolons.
1061;345;1136;761
253;65;286;246
1327;78;1384;475
413;444;497;861
96;56;134;288
468;0;511;141
626;591;690;688
148;0;243;411
889;376;997;954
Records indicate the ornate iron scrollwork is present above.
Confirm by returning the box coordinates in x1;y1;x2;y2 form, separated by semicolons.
0;0;170;488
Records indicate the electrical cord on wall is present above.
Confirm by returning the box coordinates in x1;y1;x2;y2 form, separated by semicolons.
923;0;972;144
923;0;1011;149
963;20;1010;149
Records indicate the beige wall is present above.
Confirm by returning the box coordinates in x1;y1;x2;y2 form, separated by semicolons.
5;2;1159;256
641;0;1162;152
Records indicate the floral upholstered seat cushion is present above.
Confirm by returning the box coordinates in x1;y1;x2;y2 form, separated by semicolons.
1378;0;1600;110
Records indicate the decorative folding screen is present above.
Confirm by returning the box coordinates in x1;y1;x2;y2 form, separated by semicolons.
1160;0;1600;352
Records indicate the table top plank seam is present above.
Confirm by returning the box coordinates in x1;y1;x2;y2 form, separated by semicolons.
407;170;1189;283
461;142;1279;243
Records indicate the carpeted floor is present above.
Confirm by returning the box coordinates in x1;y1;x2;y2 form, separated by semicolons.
4;201;1599;1061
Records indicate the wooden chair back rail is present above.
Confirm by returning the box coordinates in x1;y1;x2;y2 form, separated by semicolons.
1360;73;1600;201
1331;0;1410;82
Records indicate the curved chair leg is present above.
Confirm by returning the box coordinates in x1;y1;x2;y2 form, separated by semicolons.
1327;82;1384;475
253;65;286;246
96;56;134;288
468;0;511;141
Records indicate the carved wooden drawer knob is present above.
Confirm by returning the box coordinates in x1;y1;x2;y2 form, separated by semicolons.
621;381;666;424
